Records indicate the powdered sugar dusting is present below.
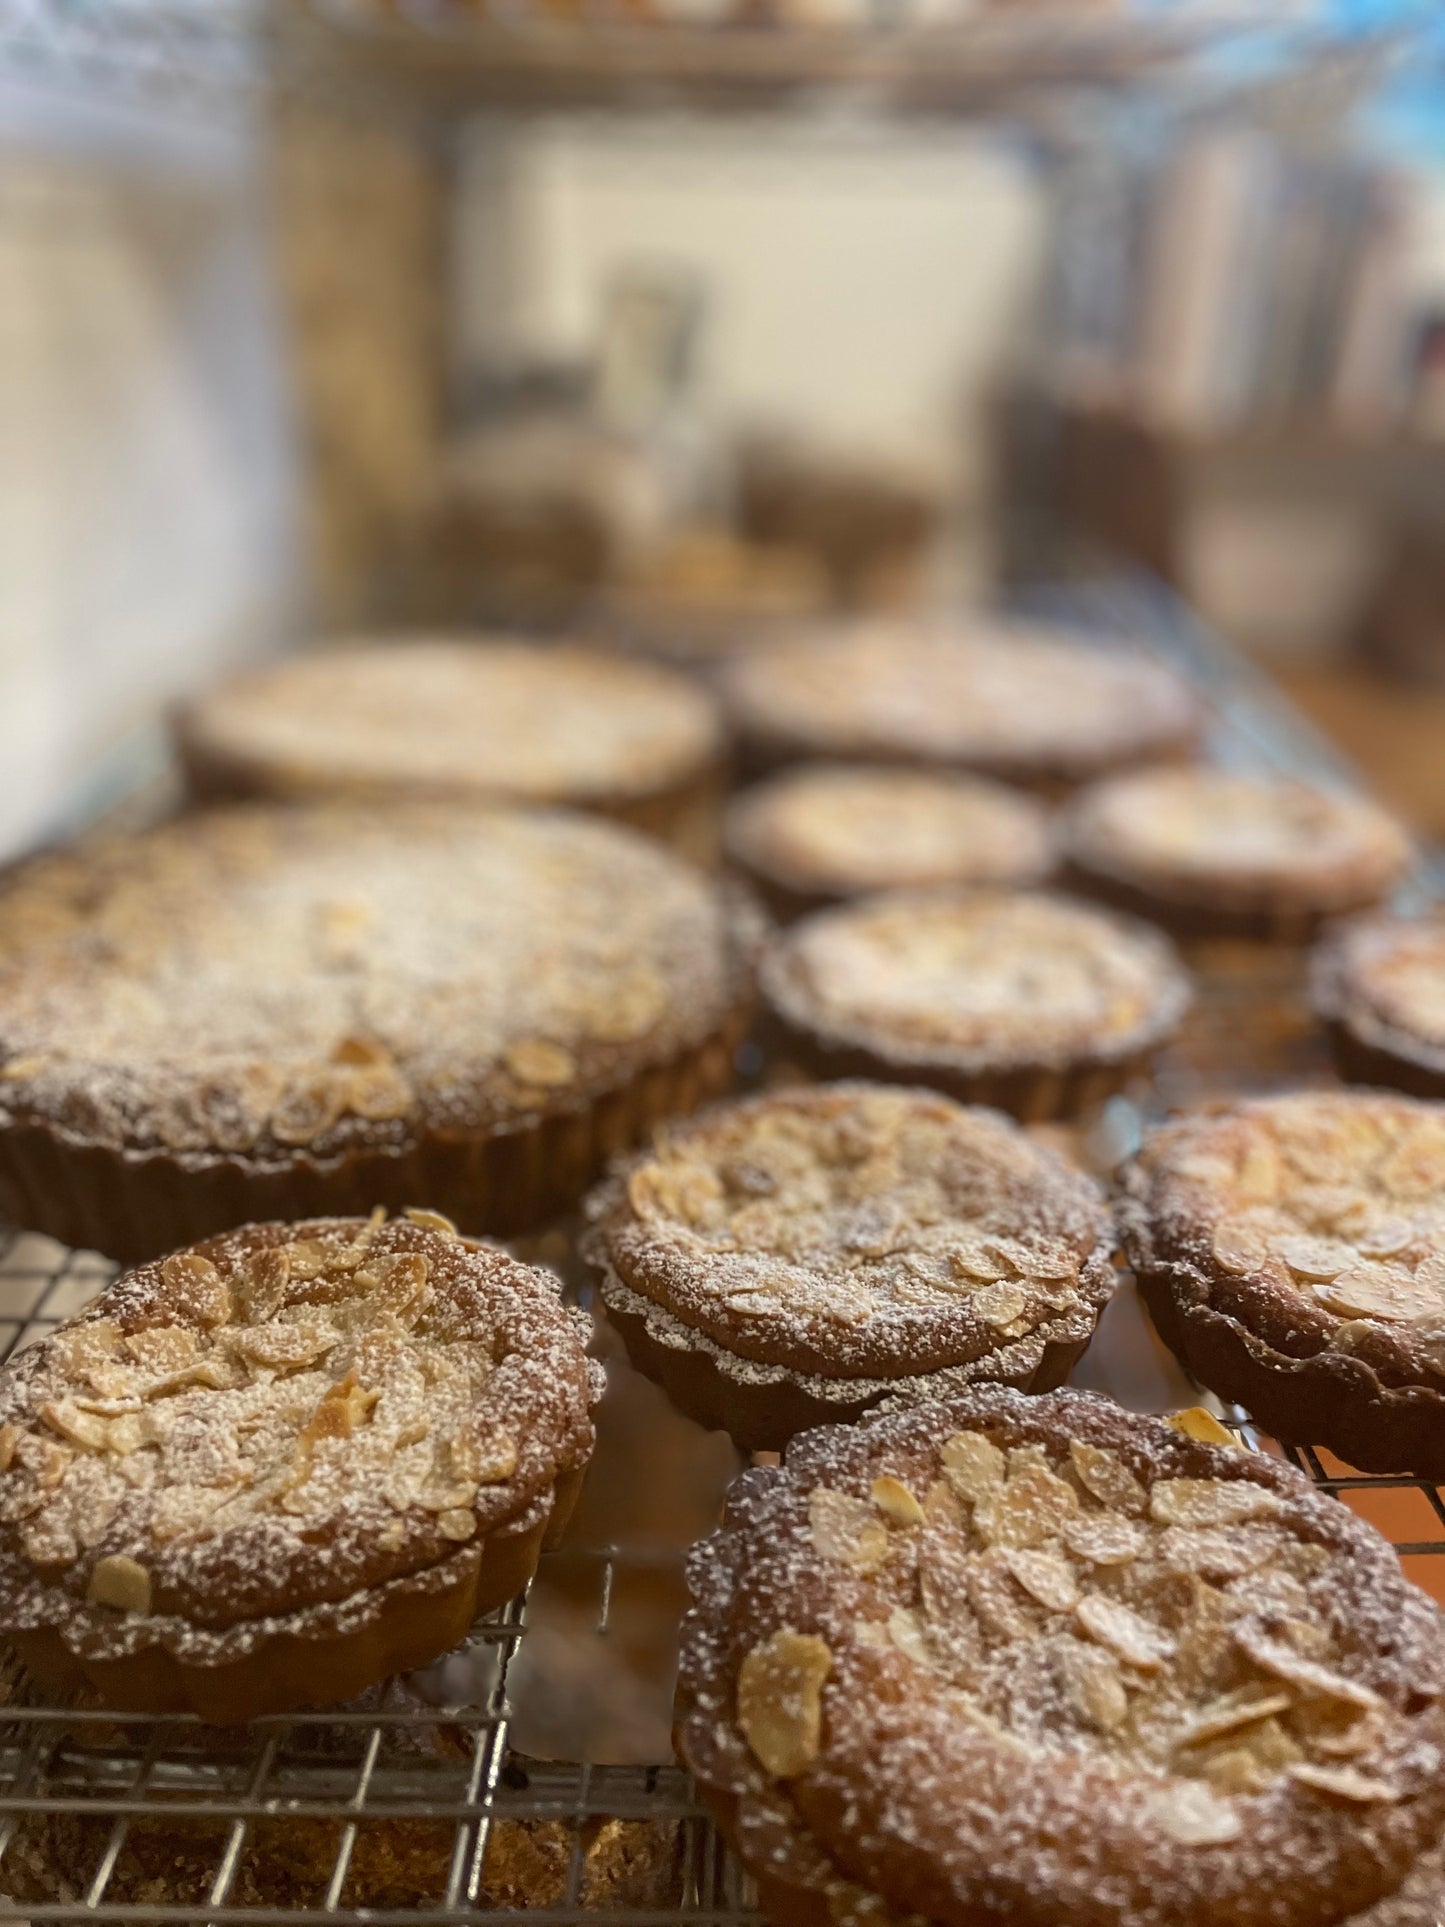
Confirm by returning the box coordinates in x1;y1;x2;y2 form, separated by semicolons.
0;804;742;1158
678;1388;1445;1927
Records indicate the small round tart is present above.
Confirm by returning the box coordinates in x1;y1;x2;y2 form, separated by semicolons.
175;639;726;842
1312;911;1445;1098
0;803;757;1260
761;889;1190;1122
724;764;1055;919
1121;1091;1445;1478
1063;770;1411;941
583;1084;1116;1450
0;1215;602;1721
719;622;1200;791
677;1387;1445;1927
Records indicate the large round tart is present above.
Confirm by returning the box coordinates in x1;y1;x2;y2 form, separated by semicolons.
583;1083;1116;1449
677;1387;1445;1927
761;889;1190;1121
0;1214;602;1721
1122;1091;1445;1476
0;803;756;1260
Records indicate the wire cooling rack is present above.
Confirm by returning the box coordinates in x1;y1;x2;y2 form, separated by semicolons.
2;575;1444;1923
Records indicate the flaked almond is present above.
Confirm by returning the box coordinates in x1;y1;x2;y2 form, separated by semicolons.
974;1281;1027;1330
235;1246;291;1324
1277;1235;1357;1282
87;1554;152;1614
1063;1513;1147;1567
940;1431;1006;1506
348;1066;412;1121
1233;1623;1382;1711
1150;1479;1281;1530
1076;1593;1175;1672
1289;1763;1400;1804
809;1488;889;1574
979;1461;1078;1550
737;1630;832;1779
300;1371;380;1447
887;1605;934;1668
1160;1525;1277;1582
404;1207;459;1237
1175;1692;1293;1751
436;1507;477;1542
964;1548;1037;1642
1069;1440;1146;1515
158;1252;231;1326
1212;1222;1272;1276
1143;1781;1241;1847
1167;1407;1239;1448
360;1252;431;1327
229;1321;338;1375
104;1411;154;1456
1003;1546;1079;1612
0;1423;18;1472
124;1327;201;1377
504;1039;577;1088
270;1073;347;1146
871;1477;924;1527
948;1240;1008;1283
1059;1642;1129;1730
41;1398;110;1452
1315;1265;1442;1325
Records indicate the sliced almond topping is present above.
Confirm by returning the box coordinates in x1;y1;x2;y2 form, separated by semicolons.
1315;1265;1442;1325
124;1327;201;1377
1059;1642;1129;1730
1175;1692;1293;1751
1167;1407;1239;1448
436;1507;477;1542
41;1398;110;1452
965;1548;1038;1642
1289;1763;1400;1804
235;1246;291;1324
974;1282;1027;1329
229;1322;339;1375
1143;1781;1242;1846
1212;1222;1272;1276
87;1553;152;1614
1003;1547;1079;1612
940;1431;1006;1506
404;1207;459;1237
1160;1525;1277;1582
1076;1593;1176;1672
104;1412;153;1457
809;1488;890;1574
737;1629;832;1779
158;1253;231;1326
299;1371;380;1447
1234;1624;1383;1711
22;1515;77;1568
871;1476;924;1527
287;1237;346;1282
949;1240;1008;1283
504;1039;577;1088
0;1423;18;1472
887;1605;934;1668
1278;1235;1358;1282
359;1253;432;1328
1068;1441;1146;1515
979;1461;1079;1550
1063;1513;1148;1568
1150;1480;1281;1530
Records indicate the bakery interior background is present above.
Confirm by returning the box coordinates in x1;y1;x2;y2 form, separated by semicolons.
3;2;1444;859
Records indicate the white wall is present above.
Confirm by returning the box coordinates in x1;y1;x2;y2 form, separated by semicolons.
452;115;1048;498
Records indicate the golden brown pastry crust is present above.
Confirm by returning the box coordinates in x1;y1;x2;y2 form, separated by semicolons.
175;639;727;846
676;1388;1445;1927
724;763;1055;920
0;1215;602;1721
0;803;757;1260
760;889;1190;1123
1312;911;1445;1098
720;622;1200;792
583;1084;1116;1449
1063;770;1412;941
1121;1091;1445;1477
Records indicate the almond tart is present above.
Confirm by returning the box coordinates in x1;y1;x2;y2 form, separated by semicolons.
0;803;757;1262
1312;911;1445;1098
723;763;1055;921
0;1213;602;1722
1062;769;1412;942
175;639;726;849
719;622;1200;794
582;1084;1116;1451
676;1386;1445;1927
760;889;1191;1122
1121;1091;1445;1478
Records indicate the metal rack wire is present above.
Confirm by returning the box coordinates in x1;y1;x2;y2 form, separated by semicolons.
1;578;1443;1922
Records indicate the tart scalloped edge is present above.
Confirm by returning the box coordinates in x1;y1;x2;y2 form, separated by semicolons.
675;1387;1445;1927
